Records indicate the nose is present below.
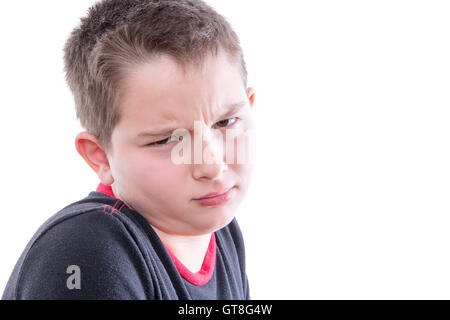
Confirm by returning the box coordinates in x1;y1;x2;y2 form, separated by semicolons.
192;127;227;181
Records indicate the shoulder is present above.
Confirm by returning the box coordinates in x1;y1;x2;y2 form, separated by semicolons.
29;203;139;260
11;206;152;300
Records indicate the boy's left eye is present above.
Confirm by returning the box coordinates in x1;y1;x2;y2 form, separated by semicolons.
213;117;238;129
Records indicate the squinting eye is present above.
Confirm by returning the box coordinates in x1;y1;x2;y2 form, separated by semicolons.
147;135;182;147
214;117;238;129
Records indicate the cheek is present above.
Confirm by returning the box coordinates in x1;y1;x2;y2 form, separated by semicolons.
135;156;188;192
225;124;255;166
228;125;256;186
232;162;254;184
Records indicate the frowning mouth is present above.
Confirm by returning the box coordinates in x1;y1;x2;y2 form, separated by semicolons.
194;186;235;200
193;186;236;206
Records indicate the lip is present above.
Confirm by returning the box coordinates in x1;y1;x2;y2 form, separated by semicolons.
195;186;235;200
194;186;235;206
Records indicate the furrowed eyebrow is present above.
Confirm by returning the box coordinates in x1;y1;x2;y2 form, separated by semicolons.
218;101;247;121
137;101;247;139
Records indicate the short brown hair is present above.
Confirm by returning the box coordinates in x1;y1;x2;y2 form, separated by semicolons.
63;0;248;154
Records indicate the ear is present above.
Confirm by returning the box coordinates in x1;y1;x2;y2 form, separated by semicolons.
247;87;255;107
74;132;114;185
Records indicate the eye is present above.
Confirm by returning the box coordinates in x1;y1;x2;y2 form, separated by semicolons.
146;135;182;148
213;117;238;129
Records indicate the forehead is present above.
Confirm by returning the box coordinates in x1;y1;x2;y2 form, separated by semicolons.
117;51;247;130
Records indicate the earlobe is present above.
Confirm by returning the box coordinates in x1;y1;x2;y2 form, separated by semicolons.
247;87;255;107
74;132;114;185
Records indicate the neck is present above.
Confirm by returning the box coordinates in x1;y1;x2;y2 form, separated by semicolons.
152;225;212;273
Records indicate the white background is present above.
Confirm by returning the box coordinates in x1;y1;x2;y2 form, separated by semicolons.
1;0;449;299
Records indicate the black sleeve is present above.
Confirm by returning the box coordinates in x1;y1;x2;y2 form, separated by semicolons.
14;211;153;300
227;218;251;300
244;274;251;300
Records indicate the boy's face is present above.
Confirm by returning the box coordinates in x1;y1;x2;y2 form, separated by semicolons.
107;50;255;236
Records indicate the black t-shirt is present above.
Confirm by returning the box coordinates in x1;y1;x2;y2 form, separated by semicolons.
2;187;250;300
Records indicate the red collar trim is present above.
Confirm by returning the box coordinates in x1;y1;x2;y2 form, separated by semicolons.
95;182;216;286
96;182;115;198
164;233;216;286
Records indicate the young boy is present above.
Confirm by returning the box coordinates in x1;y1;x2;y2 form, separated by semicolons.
2;0;255;300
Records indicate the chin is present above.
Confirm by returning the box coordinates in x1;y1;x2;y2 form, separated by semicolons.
189;188;243;234
192;210;236;235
